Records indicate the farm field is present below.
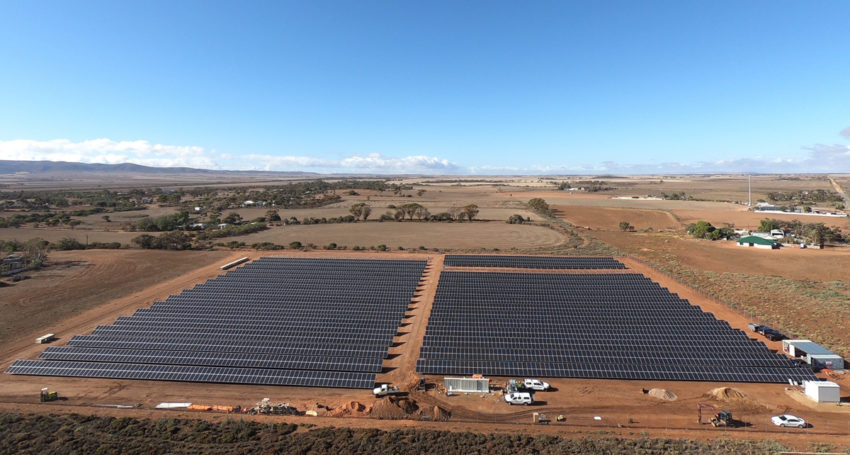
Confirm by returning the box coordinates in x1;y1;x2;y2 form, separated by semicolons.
2;176;850;452
228;221;564;250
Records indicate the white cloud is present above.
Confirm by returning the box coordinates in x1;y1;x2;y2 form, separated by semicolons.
339;153;458;172
840;126;850;138
0;138;460;174
0;138;220;169
3;137;849;175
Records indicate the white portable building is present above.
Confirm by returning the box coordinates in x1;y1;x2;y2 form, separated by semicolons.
804;381;840;403
444;377;489;393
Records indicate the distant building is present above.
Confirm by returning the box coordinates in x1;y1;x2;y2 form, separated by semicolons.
749;232;774;240
1;254;24;276
737;236;779;249
755;202;779;211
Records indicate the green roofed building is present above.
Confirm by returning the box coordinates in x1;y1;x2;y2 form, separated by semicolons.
737;235;779;249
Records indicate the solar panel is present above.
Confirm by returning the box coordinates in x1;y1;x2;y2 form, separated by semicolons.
416;268;817;384
444;255;626;269
5;257;427;389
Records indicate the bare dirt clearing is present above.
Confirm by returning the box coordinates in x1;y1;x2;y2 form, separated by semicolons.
0;249;234;358
2;252;849;448
557;206;680;231
229;221;565;250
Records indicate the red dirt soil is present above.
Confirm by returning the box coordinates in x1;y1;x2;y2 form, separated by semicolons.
1;251;849;449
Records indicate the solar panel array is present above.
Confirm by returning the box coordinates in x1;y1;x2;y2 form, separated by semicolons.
444;255;625;269
417;270;817;384
7;257;427;389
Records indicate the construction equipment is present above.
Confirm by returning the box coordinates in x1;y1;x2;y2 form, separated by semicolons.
711;410;742;428
697;403;716;424
699;404;742;427
40;387;58;402
248;398;299;415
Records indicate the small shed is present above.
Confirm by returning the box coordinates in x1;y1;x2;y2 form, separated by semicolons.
804;381;841;403
809;354;844;370
737;236;778;249
782;340;844;369
444;377;489;393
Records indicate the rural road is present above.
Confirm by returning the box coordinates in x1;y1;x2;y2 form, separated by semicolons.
828;176;850;207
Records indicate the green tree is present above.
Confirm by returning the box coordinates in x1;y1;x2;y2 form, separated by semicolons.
528;198;551;216
619;221;632;232
758;218;780;232
222;212;242;225
463;204;480;222
23;238;48;269
400;203;422;220
686;220;715;239
157;231;192;250
265;209;281;222
361;204;371;221
349;203;364;219
54;237;85;250
132;234;158;249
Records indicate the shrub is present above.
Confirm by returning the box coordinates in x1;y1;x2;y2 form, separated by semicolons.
289;241;303;249
507;214;525;224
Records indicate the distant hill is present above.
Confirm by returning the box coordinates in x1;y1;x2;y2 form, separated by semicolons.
0;160;316;176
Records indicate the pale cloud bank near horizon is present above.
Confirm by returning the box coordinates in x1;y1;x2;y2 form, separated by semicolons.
1;138;849;175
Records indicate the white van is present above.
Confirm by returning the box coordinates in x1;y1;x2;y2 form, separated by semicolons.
504;392;533;405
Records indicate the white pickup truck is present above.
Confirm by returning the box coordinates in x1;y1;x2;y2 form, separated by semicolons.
523;379;551;391
372;384;402;396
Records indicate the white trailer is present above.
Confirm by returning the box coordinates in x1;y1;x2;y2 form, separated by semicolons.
220;257;249;270
35;333;55;344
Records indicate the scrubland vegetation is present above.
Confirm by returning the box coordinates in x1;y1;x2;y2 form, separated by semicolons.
0;413;799;455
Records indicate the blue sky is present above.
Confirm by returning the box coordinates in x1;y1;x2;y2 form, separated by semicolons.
1;1;848;174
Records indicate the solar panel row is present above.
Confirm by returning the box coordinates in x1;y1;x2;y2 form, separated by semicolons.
6;258;427;389
417;268;817;384
444;255;625;269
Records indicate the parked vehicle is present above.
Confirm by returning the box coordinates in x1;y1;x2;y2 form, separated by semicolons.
523;378;551;391
771;414;807;428
762;328;786;341
372;384;402;396
753;324;785;341
504;392;533;405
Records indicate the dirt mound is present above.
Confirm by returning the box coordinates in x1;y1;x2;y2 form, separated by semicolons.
371;396;420;420
648;388;677;401
432;405;451;422
370;396;451;421
326;401;371;417
707;387;746;402
705;387;769;413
